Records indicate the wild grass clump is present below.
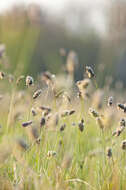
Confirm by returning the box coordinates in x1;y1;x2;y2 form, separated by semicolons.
0;49;126;190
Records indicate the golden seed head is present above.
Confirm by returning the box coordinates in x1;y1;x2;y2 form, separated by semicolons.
76;79;90;90
86;66;94;79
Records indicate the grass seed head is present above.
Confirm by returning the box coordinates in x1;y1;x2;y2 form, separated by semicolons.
16;138;29;151
33;89;42;99
26;76;34;86
38;106;51;113
119;118;125;127
31;107;37;116
31;126;39;140
16;75;25;85
61;110;75;117
106;147;112;158
86;66;94;79
78;119;84;132
89;108;99;118
60;124;66;132
66;50;78;75
96;117;104;129
69;109;75;115
112;126;125;137
40;117;46;127
47;150;57;158
121;140;126;150
42;71;54;85
108;96;113;106
0;71;5;79
117;103;126;112
22;120;32;127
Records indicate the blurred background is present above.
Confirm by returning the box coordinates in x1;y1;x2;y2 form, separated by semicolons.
0;0;126;88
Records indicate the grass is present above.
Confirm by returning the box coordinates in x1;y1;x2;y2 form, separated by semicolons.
0;66;126;190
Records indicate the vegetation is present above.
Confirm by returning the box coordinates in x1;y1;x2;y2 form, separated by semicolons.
0;47;126;190
1;2;126;189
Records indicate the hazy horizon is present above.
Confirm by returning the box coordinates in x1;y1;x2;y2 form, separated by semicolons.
0;0;108;33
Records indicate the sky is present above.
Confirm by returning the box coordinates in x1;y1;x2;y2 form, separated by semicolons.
0;0;108;13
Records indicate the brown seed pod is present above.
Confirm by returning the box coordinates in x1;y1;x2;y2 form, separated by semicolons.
31;107;37;116
121;140;126;150
60;124;66;132
86;66;94;79
38;106;51;112
78;119;84;132
106;147;112;158
33;89;42;99
55;90;64;98
22;121;32;127
69;110;75;115
61;110;75;117
40;117;46;127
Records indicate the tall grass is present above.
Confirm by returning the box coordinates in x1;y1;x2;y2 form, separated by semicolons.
0;54;126;190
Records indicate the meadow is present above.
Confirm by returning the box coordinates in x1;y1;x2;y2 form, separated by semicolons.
0;50;126;190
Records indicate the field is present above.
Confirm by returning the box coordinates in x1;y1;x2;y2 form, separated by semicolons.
0;63;126;190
